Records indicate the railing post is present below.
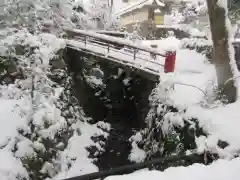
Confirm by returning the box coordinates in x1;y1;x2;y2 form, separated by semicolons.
84;35;87;46
150;44;157;60
134;48;136;60
164;51;176;73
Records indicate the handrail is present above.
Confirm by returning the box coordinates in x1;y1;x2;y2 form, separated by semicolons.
67;45;163;77
66;38;164;67
73;37;146;58
64;28;167;57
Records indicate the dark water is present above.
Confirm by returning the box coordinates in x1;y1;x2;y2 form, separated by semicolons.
65;48;156;172
73;73;148;170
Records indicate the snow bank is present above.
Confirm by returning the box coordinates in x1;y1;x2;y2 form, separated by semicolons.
0;100;29;180
0;150;28;180
160;49;215;107
154;37;240;158
1;30;66;65
186;101;240;158
0;28;109;179
54;122;108;179
105;157;240;180
189;28;206;37
140;36;181;51
0;100;27;146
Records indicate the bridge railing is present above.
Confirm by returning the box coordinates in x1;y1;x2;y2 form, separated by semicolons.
66;28;177;74
67;38;166;75
65;28;167;57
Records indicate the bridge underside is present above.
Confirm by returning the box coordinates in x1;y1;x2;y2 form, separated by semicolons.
65;47;160;82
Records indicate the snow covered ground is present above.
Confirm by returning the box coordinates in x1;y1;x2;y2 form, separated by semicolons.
105;157;240;180
1;27;240;179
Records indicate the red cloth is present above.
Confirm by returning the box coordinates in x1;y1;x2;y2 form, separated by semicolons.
164;52;176;73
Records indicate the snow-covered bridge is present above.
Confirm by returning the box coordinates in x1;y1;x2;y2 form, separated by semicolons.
65;29;172;81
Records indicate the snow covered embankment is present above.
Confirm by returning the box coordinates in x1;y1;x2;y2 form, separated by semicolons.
122;36;240;180
0;30;109;180
105;157;240;180
141;35;240;159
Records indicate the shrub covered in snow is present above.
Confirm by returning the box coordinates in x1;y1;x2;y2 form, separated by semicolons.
180;38;212;60
128;47;238;170
0;25;110;179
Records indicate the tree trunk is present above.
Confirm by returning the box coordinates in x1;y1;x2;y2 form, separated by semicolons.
207;0;237;103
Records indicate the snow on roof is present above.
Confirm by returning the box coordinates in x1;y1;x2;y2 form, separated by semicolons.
154;8;161;13
116;0;165;17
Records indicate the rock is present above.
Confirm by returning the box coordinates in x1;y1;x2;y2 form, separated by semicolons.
217;140;229;149
50;58;66;69
91;67;104;79
15;45;25;56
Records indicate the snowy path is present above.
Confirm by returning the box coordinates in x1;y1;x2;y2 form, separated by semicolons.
105;157;240;180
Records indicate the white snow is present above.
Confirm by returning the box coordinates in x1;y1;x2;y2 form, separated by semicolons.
53;122;108;179
0;150;29;180
129;132;146;163
161;49;215;107
223;1;240;100
189;28;206;37
129;141;146;163
141;36;181;51
0;99;30;179
105;157;240;180
185;101;240;158
0;100;27;146
1;4;240;178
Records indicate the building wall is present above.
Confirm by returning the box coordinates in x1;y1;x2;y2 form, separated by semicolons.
120;8;149;26
154;13;164;25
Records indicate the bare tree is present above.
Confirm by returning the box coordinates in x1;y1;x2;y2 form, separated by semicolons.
207;0;237;103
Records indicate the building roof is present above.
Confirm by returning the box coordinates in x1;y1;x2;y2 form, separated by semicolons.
116;0;165;17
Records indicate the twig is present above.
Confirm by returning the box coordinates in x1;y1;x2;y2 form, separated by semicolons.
224;75;240;85
173;82;206;95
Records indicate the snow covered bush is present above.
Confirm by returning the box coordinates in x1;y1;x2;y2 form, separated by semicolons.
0;24;110;180
1;0;119;33
128;79;229;169
134;84;205;159
2;0;76;32
180;38;212;60
127;45;234;168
